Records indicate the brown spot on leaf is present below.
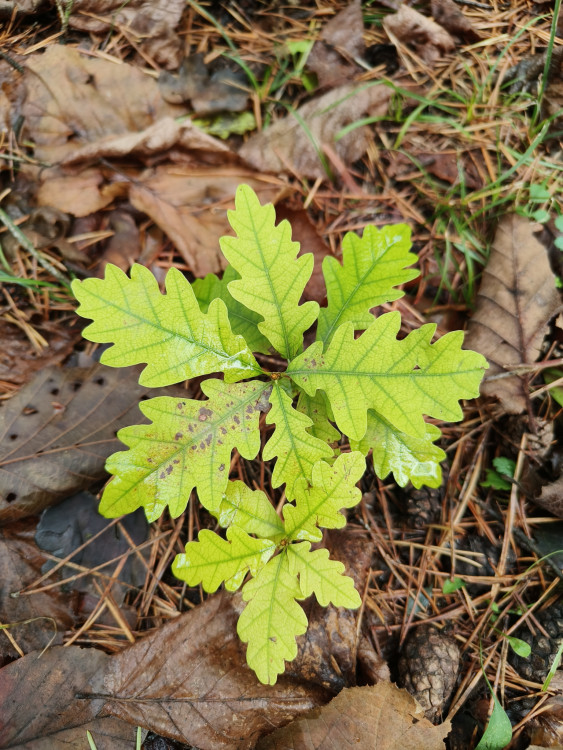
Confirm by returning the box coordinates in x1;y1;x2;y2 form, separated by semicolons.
174;432;183;441
199;441;205;449
233;414;240;424
166;465;173;474
198;406;213;422
205;434;212;446
219;463;225;471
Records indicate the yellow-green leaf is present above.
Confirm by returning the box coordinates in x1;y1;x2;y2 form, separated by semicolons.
352;411;444;489
284;452;365;542
99;379;270;521
213;480;285;540
72;263;261;387
288;542;361;608
318;223;418;345
288;311;488;441
263;382;333;500
192;265;272;354
238;553;307;685
172;526;276;593
296;390;340;445
220;184;319;360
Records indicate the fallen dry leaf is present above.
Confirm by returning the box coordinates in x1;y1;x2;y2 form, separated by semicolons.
0;520;73;663
239;83;390;180
0;644;114;748
383;5;455;65
69;0;185;69
535;476;563;519
465;215;562;414
0;364;185;523
60;117;229;168
22;46;184;165
431;0;480;42
101;593;329;750
0;319;78;386
256;682;451;750
97;210;141;271
129;168;282;275
286;527;373;691
528;673;563;747
307;0;365;87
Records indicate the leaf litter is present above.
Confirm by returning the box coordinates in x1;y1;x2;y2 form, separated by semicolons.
1;0;563;748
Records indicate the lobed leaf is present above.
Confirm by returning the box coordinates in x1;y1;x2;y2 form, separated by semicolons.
213;480;285;540
192;265;272;354
317;223;418;345
288;311;488;441
263;382;333;500
220;184;319;360
72;263;261;387
172;526;276;593
99;379;270;521
287;542;361;608
238;553;308;685
352;411;444;489
296;390;341;445
284;452;365;542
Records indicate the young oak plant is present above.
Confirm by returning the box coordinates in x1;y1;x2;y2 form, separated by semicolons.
72;185;487;684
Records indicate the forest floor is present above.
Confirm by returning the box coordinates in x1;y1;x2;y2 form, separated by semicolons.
0;1;562;749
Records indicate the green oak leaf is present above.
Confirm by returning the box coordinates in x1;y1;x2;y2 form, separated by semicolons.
99;379;270;521
172;526;276;593
192;265;272;354
317;223;418;345
352;411;445;489
263;382;333;500
284;452;365;542
213;480;285;540
296;390;340;445
72;263;261;387
238;553;308;685
287;542;361;608
220;184;319;360
288;310;488;441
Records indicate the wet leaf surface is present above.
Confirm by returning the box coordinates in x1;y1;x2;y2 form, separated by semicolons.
256;682;451;750
0;365;185;523
0;520;73;663
101;592;329;750
465;215;561;413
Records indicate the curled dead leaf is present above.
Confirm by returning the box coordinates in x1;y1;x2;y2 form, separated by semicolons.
307;0;365;87
383;5;456;65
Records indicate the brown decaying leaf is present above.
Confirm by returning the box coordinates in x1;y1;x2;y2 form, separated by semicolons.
129;168;282;276
465;215;562;414
0;364;185;524
0;644;113;748
431;0;481;42
307;0;365;87
0;320;78;386
285;527;373;691
535;476;563;519
0;520;73;663
528;673;563;747
98;210;141;271
383;5;456;65
68;0;185;69
22;46;184;164
102;593;329;749
256;683;451;750
239;83;391;180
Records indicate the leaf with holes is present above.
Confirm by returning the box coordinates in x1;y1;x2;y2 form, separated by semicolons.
72;263;261;387
220;184;319;360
